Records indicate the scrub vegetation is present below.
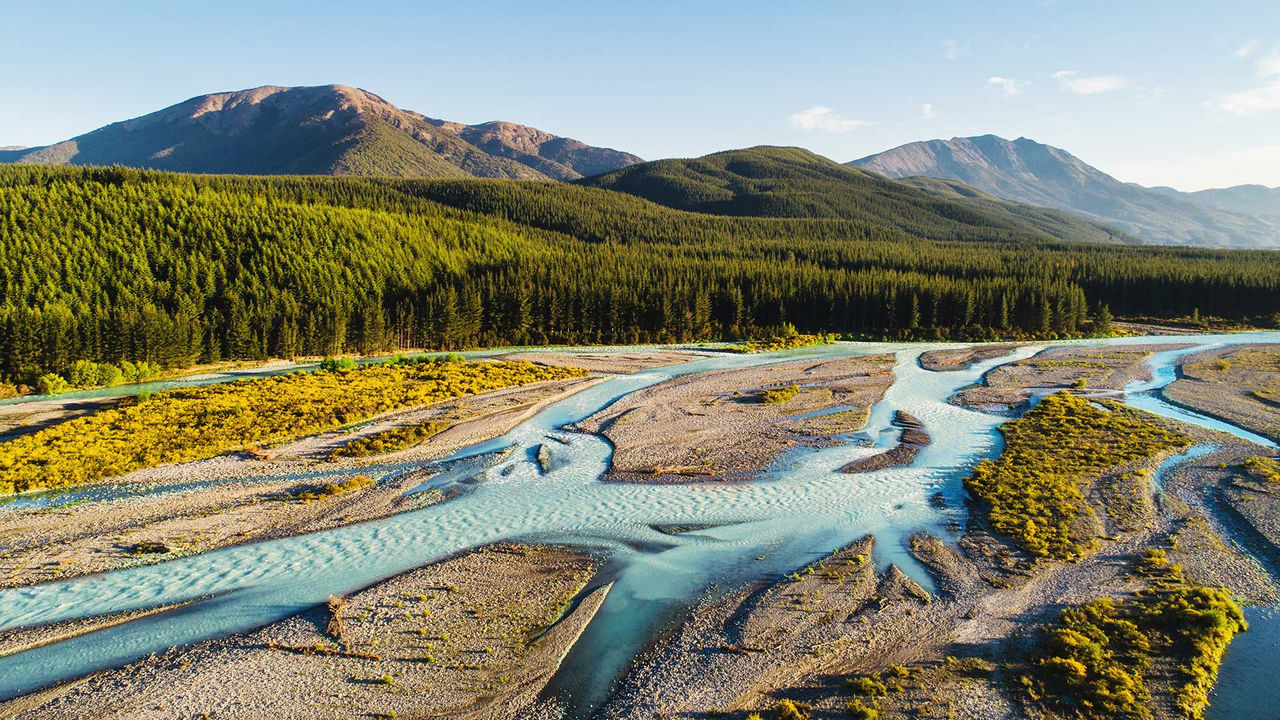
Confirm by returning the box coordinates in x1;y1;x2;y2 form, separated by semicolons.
331;421;452;459
1241;456;1280;483
731;332;835;354
1022;550;1246;720
0;360;584;494
965;392;1190;560
758;384;801;405
295;474;376;502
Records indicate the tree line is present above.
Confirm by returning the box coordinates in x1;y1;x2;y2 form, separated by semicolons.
3;164;1280;385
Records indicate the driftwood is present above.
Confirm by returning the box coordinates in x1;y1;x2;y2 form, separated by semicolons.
325;595;347;646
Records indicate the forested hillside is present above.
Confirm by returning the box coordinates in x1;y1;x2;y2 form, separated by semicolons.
4;164;1280;385
578;146;1136;244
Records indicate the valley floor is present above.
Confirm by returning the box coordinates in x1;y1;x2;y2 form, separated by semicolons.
0;339;1277;720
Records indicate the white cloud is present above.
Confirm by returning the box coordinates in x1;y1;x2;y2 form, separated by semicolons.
1256;48;1280;76
1107;143;1280;190
941;40;968;60
1217;46;1280;114
1235;39;1259;58
1053;70;1127;95
1218;81;1280;114
986;76;1025;97
787;106;872;133
922;102;936;118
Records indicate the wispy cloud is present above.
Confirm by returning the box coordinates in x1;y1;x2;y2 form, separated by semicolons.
986;76;1025;97
922;102;936;119
941;40;969;60
1053;70;1127;95
1218;47;1280;114
787;106;873;133
1235;39;1259;58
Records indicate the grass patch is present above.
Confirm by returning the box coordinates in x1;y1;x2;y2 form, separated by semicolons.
1021;550;1246;720
965;391;1189;560
295;474;375;502
0;360;585;494
1242;456;1280;483
759;384;801;405
331;421;451;459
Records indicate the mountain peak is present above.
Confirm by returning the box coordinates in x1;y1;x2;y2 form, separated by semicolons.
851;135;1280;248
2;84;642;180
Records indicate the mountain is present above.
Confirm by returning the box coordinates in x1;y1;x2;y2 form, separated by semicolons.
0;85;641;180
851;135;1280;248
0;146;24;151
578;145;1136;244
1180;184;1280;220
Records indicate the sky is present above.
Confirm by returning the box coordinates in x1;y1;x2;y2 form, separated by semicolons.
2;0;1279;191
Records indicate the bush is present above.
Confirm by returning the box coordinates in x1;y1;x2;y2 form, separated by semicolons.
845;700;879;720
1243;456;1280;483
1025;555;1246;720
774;699;811;720
331;421;451;459
320;356;358;372
847;676;887;696
295;474;376;502
965;392;1189;560
36;373;70;395
0;360;586;494
760;384;801;405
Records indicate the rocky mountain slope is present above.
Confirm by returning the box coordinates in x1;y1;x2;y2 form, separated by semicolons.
0;85;640;180
851;135;1280;248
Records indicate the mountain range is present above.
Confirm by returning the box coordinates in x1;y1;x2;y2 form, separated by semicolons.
852;135;1280;248
0;85;641;180
4;85;1278;249
580;146;1135;244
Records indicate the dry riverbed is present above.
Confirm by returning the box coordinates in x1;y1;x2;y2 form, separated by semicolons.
597;352;1279;720
0;543;605;720
951;344;1189;413
1163;343;1280;443
578;354;895;482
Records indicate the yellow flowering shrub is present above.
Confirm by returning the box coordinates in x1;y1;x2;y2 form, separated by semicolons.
0;360;585;494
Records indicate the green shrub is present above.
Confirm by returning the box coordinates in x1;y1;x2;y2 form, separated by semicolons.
845;700;879;720
965;392;1189;560
295;474;376;502
847;676;887;696
37;373;70;395
733;334;835;354
331;421;451;459
1025;555;1246;720
1242;456;1280;483
774;699;811;720
760;384;801;404
0;360;585;494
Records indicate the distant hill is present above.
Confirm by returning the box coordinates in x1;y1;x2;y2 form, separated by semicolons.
1176;184;1280;220
851;135;1280;248
0;85;641;180
578;145;1136;244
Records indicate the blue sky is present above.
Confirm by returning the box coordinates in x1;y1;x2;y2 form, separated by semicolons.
2;0;1279;190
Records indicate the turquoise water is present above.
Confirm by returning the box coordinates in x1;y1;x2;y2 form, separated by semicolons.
0;333;1277;715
